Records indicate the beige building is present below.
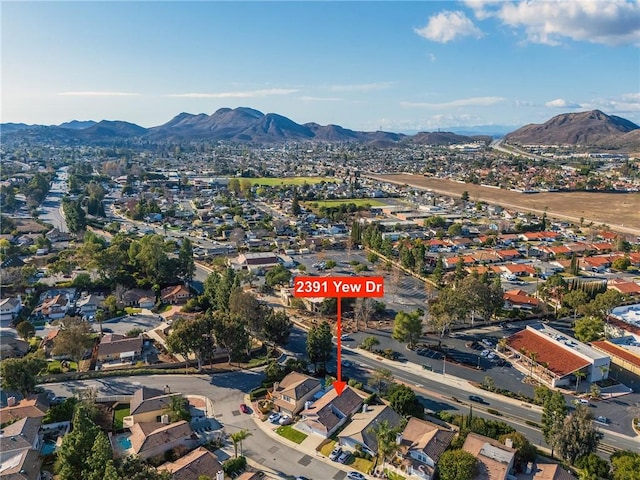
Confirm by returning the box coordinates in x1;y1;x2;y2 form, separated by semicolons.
462;433;516;480
129;420;196;460
272;372;322;416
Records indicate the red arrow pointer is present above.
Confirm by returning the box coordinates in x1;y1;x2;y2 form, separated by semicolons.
334;296;347;396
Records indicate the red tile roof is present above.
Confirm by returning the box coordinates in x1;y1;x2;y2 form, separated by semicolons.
592;341;640;368
507;329;590;377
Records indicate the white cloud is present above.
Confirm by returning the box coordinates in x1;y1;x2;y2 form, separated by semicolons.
427;53;437;62
166;88;298;98
414;10;483;43
401;96;505;108
545;98;581;108
57;91;141;96
580;92;640;115
297;96;342;102
475;0;640;46
328;82;394;92
514;99;537;107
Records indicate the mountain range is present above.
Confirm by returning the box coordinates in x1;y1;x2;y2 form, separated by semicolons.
1;108;638;149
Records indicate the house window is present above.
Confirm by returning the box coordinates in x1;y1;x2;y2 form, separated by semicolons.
282;395;293;403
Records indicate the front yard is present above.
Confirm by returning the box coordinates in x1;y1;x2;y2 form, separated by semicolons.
275;425;307;444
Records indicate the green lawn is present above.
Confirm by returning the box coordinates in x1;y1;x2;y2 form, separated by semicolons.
124;307;142;314
113;405;130;430
245;176;336;186
318;440;337;456
275;425;308;444
306;198;387;208
384;469;405;480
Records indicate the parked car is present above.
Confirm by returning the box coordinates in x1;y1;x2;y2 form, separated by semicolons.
279;414;293;425
240;403;250;414
347;473;366;480
295;477;311;480
481;339;494;347
268;412;281;424
469;395;485;404
329;446;342;461
337;451;351;464
481;349;490;357
595;416;608;424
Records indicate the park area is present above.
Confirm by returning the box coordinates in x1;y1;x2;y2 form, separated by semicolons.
247;176;336;186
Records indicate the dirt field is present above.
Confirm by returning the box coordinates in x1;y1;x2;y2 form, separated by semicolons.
369;174;640;236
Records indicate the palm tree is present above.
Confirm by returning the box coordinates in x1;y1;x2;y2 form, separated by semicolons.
528;351;538;378
367;420;400;470
230;429;252;457
497;338;508;353
575;370;587;392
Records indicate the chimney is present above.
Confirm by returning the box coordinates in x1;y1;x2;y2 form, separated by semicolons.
164;385;171;394
362;403;368;414
505;438;513;449
7;397;16;407
161;414;170;424
396;433;403;445
273;382;280;392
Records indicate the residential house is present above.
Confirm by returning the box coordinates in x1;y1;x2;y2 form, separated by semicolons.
607;279;640;297
0;334;29;360
0;417;42;462
531;463;574;480
122;288;156;308
31;293;71;321
0;297;22;323
0;449;42;480
462;432;516;480
129;420;197;460
272;372;322;416
96;334;143;365
161;285;191;305
338;404;403;457
394;417;456;480
503;289;540;311
123;387;181;428
0;395;49;425
75;294;105;318
298;387;364;438
0;256;24;270
158;446;223;480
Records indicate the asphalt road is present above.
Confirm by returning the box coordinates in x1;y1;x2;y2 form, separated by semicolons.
39;166;69;233
43;372;348;480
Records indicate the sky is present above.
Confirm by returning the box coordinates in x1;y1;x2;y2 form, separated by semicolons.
2;1;639;133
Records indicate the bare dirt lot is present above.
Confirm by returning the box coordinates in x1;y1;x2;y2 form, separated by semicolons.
369;174;640;236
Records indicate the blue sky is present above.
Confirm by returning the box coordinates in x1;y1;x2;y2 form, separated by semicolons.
2;1;639;132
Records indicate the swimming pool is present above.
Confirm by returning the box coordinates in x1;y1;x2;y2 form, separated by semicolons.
41;440;57;455
116;435;131;450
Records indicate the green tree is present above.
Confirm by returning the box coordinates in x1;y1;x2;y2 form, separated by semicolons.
230;429;252;457
16;321;36;340
574;316;604;342
553;405;599;465
392;309;423;349
291;187;301;215
165;395;192;422
262;309;292;352
367;420;401;468
563;289;589;319
177;237;196;286
438;449;478;480
498;432;537;465
575;453;611;480
610;450;640;480
265;264;292;288
369;368;394;394
611;256;631;271
541;390;568;451
306;321;333;371
87;430;114;480
388;383;423;418
211;311;250;364
360;336;380;351
166;316;214;371
52;317;95;364
56;404;101;480
0;356;46;396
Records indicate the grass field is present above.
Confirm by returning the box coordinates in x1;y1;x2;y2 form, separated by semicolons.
306;198;387;208
113;405;130;430
275;425;308;444
246;176;336;186
370;174;640;236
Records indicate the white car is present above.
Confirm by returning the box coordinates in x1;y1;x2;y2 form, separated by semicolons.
481;349;490;357
347;473;366;480
268;412;281;424
487;352;497;360
279;414;293;425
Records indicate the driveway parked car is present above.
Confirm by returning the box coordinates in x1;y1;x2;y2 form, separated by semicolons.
329;446;342;461
347;472;366;480
268;412;281;424
279;414;293;425
338;451;351;464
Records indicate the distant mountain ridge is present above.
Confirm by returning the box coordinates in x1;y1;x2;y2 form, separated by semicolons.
504;110;639;148
2;108;637;149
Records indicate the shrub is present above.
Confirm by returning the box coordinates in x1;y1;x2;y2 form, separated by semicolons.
47;365;62;374
249;387;268;401
223;456;247;476
487;408;501;416
525;420;540;428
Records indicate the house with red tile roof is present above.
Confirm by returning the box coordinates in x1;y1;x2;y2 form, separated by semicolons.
501;263;536;277
160;285;191;304
607;279;640;296
503;290;539;310
505;323;610;388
